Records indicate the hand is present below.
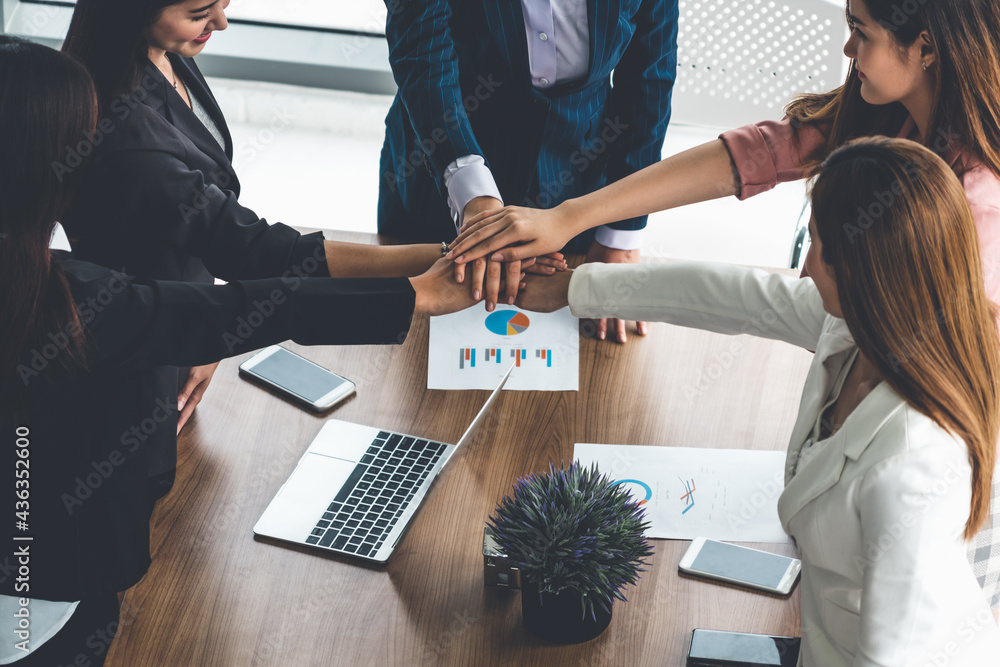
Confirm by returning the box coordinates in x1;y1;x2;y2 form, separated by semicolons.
462;195;503;229
452;196;509;305
467;257;522;312
514;270;573;313
456;253;565;312
412;257;525;316
447;204;583;265
524;252;567;276
584;241;647;343
177;362;219;434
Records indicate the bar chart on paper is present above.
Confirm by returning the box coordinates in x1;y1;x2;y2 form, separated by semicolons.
429;306;578;390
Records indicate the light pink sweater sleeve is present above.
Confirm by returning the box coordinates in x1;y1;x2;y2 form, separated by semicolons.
718;117;829;200
961;166;1000;302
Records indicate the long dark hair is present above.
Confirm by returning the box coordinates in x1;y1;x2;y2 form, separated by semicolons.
0;37;96;404
63;0;182;110
812;136;1000;539
785;0;1000;179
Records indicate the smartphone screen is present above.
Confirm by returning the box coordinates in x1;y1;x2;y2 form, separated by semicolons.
689;540;793;590
246;348;351;404
688;629;800;666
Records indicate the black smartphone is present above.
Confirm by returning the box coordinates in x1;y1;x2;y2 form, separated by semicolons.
239;345;356;412
687;629;800;667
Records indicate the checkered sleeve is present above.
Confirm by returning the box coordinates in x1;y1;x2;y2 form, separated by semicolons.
967;465;1000;610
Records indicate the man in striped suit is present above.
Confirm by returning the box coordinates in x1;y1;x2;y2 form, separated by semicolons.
378;0;678;342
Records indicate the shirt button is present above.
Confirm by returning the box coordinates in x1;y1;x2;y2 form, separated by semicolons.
539;77;549;86
539;32;548;41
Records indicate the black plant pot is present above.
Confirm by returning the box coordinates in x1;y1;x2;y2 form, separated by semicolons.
521;580;613;644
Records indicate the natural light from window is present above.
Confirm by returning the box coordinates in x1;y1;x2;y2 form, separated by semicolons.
40;0;389;34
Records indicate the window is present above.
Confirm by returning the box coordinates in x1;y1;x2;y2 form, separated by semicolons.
227;0;387;35
1;0;395;93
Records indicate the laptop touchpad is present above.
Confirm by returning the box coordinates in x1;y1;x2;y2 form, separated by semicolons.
255;453;355;541
278;453;355;506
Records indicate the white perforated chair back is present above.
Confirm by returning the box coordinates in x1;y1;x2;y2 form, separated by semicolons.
671;0;848;129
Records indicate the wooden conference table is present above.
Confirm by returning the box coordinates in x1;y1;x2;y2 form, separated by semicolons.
106;232;813;666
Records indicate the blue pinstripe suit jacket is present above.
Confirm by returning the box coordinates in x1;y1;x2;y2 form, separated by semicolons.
377;0;678;247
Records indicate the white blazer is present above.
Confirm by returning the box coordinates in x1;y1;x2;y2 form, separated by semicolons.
568;261;1000;666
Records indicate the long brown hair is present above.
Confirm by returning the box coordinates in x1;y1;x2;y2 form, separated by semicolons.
63;0;184;111
812;136;999;539
0;37;94;405
785;0;1000;179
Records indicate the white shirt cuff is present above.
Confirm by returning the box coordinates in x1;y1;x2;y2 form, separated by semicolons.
444;155;503;229
594;225;644;251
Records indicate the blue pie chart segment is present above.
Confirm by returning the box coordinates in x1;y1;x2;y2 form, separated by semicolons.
485;310;531;336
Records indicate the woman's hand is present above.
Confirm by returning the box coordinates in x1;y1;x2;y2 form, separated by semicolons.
446;205;583;265
412;258;525;316
514;271;573;313
177;362;219;434
455;253;566;311
526;252;567;275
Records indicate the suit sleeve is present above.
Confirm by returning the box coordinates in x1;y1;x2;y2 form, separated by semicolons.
68;261;414;371
90;147;329;281
567;261;828;349
385;0;485;186
602;0;679;231
718;117;829;200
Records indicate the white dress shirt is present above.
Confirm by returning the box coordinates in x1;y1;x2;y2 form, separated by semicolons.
444;0;642;250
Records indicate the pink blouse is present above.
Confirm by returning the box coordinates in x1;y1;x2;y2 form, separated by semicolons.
720;117;1000;300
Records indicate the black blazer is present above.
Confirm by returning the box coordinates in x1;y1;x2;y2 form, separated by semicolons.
62;55;331;490
2;253;414;600
64;54;327;284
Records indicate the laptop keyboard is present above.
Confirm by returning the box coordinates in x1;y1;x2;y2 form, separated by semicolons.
304;431;447;557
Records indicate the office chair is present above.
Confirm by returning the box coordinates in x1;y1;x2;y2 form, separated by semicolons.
668;0;843;268
788;201;811;270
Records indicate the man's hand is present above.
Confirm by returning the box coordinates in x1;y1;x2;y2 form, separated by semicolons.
584;241;647;343
177;362;219;434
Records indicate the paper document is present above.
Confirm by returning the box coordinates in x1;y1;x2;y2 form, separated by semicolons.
574;443;789;543
428;306;578;391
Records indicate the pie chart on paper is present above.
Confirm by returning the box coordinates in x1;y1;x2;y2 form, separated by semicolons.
485;310;531;336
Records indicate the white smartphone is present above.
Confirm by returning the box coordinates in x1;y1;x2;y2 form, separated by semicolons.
678;537;801;596
238;345;356;412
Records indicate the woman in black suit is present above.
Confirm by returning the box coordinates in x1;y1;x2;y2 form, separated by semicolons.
60;0;488;500
0;36;471;665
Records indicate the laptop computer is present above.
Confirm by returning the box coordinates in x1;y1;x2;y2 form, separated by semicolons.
253;363;514;563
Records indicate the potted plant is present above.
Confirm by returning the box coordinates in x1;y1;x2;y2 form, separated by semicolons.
486;462;653;644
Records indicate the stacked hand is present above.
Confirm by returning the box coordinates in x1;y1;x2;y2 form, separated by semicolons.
447;204;646;342
451;197;569;311
448;205;576;264
412;257;525;317
453;252;567;311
